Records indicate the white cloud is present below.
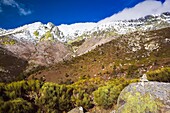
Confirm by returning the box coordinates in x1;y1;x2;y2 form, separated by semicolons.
1;0;32;15
2;0;16;6
99;0;170;23
18;7;32;15
0;5;2;12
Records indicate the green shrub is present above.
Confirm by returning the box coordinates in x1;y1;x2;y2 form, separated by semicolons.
33;31;39;36
71;77;104;109
35;82;73;113
45;31;52;38
93;78;137;109
126;64;138;78
0;83;5;100
4;80;42;100
4;80;27;99
71;88;93;109
146;67;170;82
0;98;34;113
0;78;138;112
0;37;16;45
27;80;41;91
40;31;54;41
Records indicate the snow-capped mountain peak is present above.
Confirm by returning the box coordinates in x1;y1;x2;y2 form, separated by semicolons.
0;22;64;43
0;12;170;44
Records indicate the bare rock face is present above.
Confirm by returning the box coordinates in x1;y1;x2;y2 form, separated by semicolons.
76;36;116;56
116;82;170;113
29;41;72;66
0;35;73;82
4;41;36;60
1;38;72;66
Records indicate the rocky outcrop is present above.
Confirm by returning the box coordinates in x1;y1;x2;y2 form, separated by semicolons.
0;35;73;82
1;36;73;66
76;36;116;56
116;82;170;113
29;41;72;66
4;40;36;60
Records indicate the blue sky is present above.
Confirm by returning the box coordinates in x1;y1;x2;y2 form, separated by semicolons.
0;0;168;29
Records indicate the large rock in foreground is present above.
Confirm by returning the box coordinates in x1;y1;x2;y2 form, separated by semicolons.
68;107;84;113
117;82;170;113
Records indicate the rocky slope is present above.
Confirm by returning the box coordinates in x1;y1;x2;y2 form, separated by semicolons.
0;35;73;66
0;34;73;82
29;27;170;83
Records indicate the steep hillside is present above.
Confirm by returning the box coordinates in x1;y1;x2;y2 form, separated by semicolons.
0;35;73;66
0;35;73;82
29;27;170;83
0;47;28;82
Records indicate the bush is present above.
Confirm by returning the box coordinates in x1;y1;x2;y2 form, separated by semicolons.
0;78;138;112
27;80;42;91
71;87;93;109
33;31;39;37
93;78;137;109
146;67;170;82
126;64;138;78
71;77;104;109
0;98;34;113
4;81;27;99
1;37;16;45
35;83;73;113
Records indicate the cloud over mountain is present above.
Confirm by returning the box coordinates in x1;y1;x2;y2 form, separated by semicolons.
99;0;170;23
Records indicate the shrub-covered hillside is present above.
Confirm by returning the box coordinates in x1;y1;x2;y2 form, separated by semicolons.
0;78;138;113
29;27;170;83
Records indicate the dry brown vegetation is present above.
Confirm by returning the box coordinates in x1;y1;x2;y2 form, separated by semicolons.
29;27;170;83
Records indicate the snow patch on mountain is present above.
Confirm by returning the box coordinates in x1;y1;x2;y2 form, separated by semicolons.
58;23;96;38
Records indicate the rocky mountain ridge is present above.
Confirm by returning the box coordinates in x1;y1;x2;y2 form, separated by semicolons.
0;12;170;44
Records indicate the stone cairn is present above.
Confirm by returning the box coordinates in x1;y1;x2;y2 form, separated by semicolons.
140;74;148;86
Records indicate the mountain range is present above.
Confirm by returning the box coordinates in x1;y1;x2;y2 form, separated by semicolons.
0;12;170;82
1;12;170;43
